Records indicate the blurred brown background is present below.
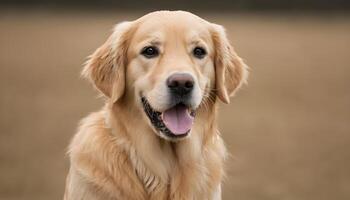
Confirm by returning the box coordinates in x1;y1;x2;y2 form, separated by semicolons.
1;1;350;200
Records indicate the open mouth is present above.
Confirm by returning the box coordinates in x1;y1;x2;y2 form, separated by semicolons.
141;97;196;138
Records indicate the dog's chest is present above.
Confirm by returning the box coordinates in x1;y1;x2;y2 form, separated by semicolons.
132;153;214;200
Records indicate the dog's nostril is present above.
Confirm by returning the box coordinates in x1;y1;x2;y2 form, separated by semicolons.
185;81;193;89
167;73;194;95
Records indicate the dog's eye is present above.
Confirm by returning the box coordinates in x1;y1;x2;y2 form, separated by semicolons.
141;46;159;58
193;47;207;59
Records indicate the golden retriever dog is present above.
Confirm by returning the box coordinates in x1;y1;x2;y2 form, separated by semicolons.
64;10;248;200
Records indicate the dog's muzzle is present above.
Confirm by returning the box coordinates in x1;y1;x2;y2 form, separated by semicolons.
141;73;198;139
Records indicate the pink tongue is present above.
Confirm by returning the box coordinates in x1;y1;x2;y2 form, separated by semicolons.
162;105;194;135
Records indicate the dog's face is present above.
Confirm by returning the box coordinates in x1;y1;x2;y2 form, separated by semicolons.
83;11;247;141
127;12;216;140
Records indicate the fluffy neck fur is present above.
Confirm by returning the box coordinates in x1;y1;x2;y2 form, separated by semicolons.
106;97;220;198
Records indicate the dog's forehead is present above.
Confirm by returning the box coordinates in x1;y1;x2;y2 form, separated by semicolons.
133;11;211;42
138;10;208;25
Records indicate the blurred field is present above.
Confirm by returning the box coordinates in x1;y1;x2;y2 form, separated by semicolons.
0;11;350;200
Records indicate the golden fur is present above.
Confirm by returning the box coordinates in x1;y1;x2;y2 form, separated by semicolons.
64;11;248;200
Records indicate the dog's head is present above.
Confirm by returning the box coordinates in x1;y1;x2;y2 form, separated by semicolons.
83;11;248;141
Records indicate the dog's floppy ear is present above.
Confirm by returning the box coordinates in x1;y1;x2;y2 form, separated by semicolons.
82;22;134;103
211;24;248;104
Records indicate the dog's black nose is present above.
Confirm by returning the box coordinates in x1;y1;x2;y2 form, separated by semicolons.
167;73;194;96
